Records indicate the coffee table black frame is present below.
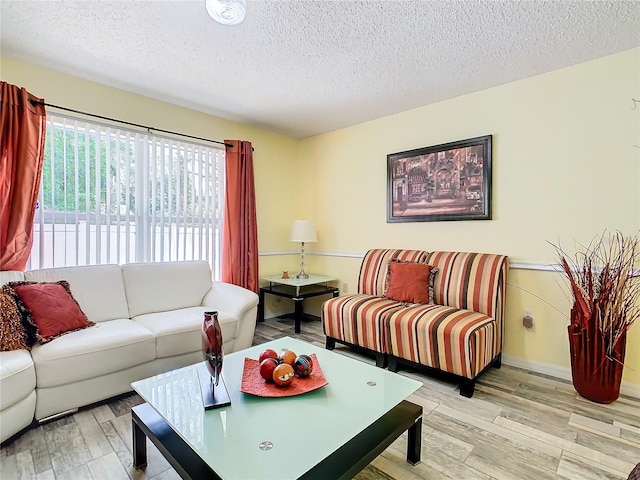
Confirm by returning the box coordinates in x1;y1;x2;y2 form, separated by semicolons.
132;399;422;479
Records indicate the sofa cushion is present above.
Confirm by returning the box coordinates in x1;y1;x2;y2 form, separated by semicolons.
133;307;236;359
7;281;94;343
425;252;508;318
322;294;406;353
358;249;430;296
122;261;213;317
24;265;130;323
384;261;437;304
0;350;36;410
0;287;33;351
385;304;497;378
30;319;156;388
0;391;36;444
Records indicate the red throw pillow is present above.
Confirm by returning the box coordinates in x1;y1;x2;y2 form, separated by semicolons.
7;281;94;343
385;261;435;304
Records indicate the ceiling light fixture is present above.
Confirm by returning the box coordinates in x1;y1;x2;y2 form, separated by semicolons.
205;0;247;26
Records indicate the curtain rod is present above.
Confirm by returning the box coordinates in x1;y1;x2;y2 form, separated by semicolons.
28;99;233;148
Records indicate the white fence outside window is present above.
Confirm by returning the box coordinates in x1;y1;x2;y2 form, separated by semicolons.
28;115;224;279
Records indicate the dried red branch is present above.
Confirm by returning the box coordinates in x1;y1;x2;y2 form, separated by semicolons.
551;231;640;358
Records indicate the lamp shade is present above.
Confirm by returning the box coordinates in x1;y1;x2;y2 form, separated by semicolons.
289;220;317;243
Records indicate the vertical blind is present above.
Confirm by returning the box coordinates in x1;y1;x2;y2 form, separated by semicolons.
29;114;225;279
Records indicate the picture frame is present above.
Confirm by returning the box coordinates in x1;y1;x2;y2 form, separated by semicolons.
387;135;492;223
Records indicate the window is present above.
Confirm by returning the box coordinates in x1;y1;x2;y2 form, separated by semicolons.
29;115;224;279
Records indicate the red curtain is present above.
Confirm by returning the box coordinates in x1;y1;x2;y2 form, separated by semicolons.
221;140;258;292
0;82;46;271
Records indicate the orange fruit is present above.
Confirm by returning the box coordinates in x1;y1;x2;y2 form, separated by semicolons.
272;363;295;387
279;350;297;366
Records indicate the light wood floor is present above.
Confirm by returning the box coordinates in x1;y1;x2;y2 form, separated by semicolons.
2;316;639;480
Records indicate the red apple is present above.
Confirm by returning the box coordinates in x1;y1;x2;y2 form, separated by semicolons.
259;349;278;364
259;358;279;382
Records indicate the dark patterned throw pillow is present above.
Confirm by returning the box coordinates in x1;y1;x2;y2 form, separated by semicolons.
0;286;36;351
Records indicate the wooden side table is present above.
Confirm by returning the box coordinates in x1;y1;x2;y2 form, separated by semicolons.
258;274;339;333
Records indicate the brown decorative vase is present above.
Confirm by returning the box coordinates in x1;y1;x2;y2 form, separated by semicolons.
202;311;224;384
200;311;230;409
568;323;626;404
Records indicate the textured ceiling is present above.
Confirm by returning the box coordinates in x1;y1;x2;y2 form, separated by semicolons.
1;0;639;139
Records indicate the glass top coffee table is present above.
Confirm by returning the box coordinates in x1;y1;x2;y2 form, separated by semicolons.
131;337;423;479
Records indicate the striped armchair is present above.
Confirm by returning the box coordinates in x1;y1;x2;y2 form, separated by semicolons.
321;249;509;397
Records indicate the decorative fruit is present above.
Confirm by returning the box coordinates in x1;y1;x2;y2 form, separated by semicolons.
279;350;297;366
293;354;313;377
259;349;279;364
259;358;279;382
272;363;295;387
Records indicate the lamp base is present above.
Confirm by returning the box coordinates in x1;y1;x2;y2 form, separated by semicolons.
296;269;310;279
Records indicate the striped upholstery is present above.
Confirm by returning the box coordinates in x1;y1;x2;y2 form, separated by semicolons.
426;251;509;353
322;249;428;353
426;252;508;317
322;294;405;352
385;304;496;378
322;248;508;384
358;249;430;296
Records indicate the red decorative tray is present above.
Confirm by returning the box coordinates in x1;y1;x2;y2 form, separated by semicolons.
240;353;328;397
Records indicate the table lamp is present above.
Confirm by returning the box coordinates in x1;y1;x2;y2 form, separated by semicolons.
289;220;317;279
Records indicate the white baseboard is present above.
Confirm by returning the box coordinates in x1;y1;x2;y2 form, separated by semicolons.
502;354;640;399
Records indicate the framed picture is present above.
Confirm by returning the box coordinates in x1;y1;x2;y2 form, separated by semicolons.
387;135;492;223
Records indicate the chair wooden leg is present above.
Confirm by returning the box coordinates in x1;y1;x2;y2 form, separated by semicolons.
375;352;387;368
493;353;502;369
325;337;336;350
388;355;399;372
460;379;476;398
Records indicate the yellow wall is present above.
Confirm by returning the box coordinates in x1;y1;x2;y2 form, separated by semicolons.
3;49;639;389
300;48;640;389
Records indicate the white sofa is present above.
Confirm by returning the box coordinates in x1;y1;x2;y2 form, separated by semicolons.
0;260;259;444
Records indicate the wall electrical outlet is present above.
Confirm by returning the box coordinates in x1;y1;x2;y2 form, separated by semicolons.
523;310;534;328
342;283;348;293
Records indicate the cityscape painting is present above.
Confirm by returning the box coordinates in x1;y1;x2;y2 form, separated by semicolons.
387;135;492;222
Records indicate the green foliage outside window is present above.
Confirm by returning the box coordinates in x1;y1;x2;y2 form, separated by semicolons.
40;126;216;223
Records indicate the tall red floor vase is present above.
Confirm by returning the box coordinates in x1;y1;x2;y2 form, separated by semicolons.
568;321;626;404
553;232;638;405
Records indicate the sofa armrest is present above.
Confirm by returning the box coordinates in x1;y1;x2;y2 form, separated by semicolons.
202;282;259;352
202;282;258;317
